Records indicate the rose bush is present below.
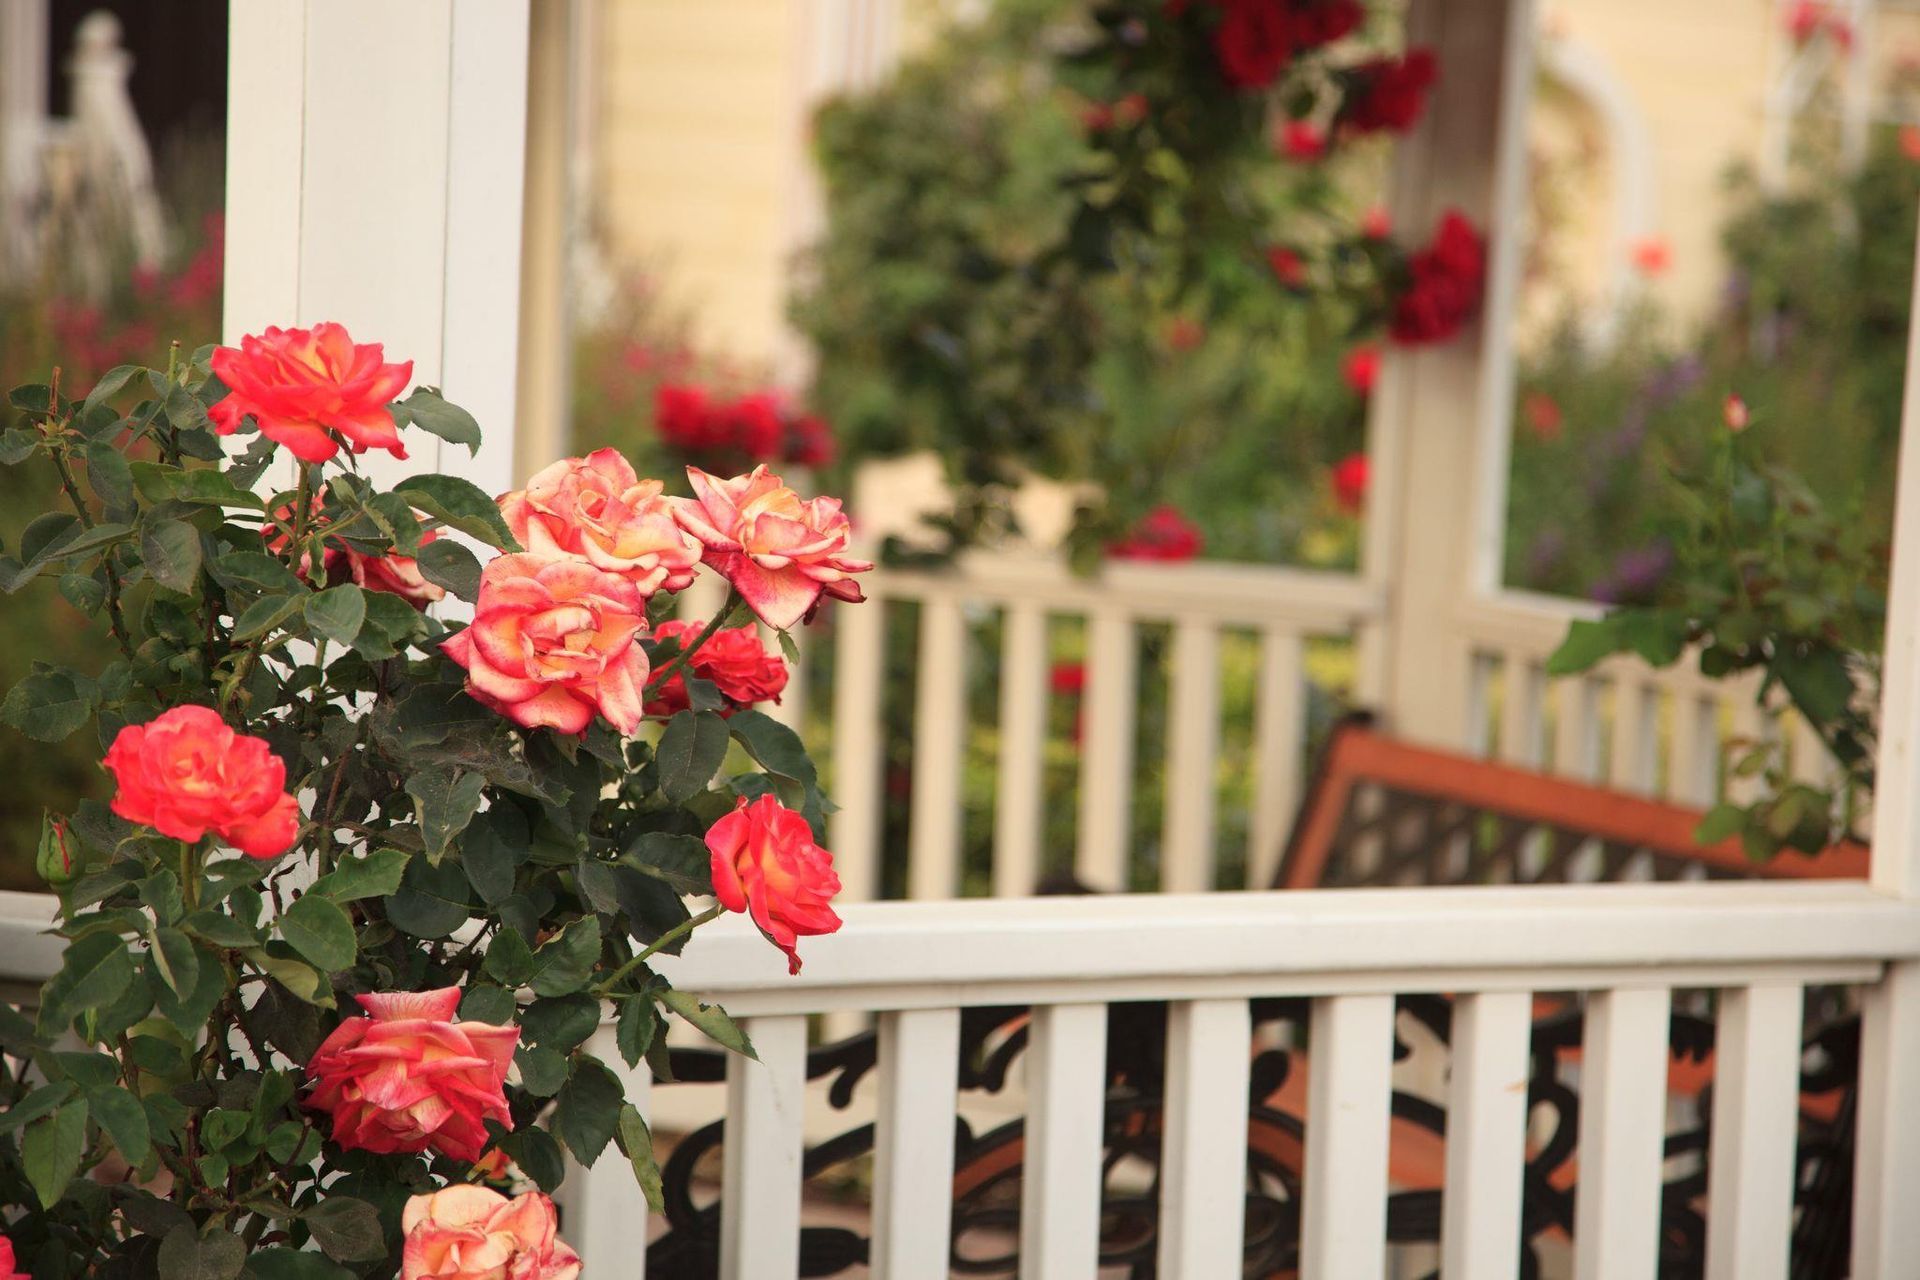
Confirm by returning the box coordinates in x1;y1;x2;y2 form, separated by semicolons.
0;323;860;1276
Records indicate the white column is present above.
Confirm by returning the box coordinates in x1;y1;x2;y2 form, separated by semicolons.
1855;195;1920;1279
223;0;530;488
1364;0;1536;746
0;0;49;280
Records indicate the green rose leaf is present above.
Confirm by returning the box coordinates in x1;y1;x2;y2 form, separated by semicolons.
514;1044;568;1097
460;984;518;1025
552;1056;625;1166
37;932;136;1032
394;386;482;455
615;1103;666;1213
131;462;266;510
81;364;141;417
384;855;473;939
308;848;409;902
482;925;537;987
521;993;600;1053
279;894;358;972
528;916;602;997
393;474;521;551
88;1083;152;1165
23;1097;88;1209
302;1196;387;1263
414;537;484;602
86;439;136;512
657;988;757;1059
231;593;305;643
1545;617;1625;677
491;1123;566;1193
139;518;206;594
656;710;730;802
406;765;486;862
243;948;335;1008
2;667;98;742
304;585;368;647
615;996;657;1069
157;1223;246;1280
621;831;715;897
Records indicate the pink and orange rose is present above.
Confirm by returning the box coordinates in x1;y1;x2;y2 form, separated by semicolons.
646;619;789;717
441;554;651;736
210;322;413;463
499;449;702;597
0;1237;26;1280
400;1186;579;1280
102;706;301;859
305;988;517;1164
707;794;843;974
669;466;873;631
350;527;447;609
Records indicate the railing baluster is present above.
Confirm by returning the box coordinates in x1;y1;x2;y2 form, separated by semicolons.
871;1007;962;1278
1669;690;1718;806
1499;654;1544;767
1704;983;1803;1280
1157;998;1252;1274
1077;608;1136;890
562;1025;651;1275
1609;676;1657;795
1021;1002;1108;1279
1163;619;1221;894
908;595;967;900
1302;993;1394;1279
1553;675;1602;780
829;594;885;903
1855;961;1920;1277
1468;652;1499;756
1573;986;1673;1280
993;603;1048;898
1247;626;1305;889
719;1015;808;1280
1442;990;1532;1280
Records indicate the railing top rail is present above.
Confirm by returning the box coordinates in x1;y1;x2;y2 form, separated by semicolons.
866;551;1387;629
653;881;1918;1007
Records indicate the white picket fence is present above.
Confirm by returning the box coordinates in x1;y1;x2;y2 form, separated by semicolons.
568;881;1920;1280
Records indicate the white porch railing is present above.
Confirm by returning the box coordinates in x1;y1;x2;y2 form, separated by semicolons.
566;880;1920;1278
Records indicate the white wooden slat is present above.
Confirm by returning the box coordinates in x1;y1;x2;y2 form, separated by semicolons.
1157;998;1252;1275
1728;696;1771;807
1467;651;1499;756
993;603;1048;898
1853;960;1920;1278
1668;692;1719;807
719;1015;808;1280
1608;676;1657;795
1021;1002;1108;1279
871;1007;961;1278
1788;712;1836;787
1162;619;1222;894
222;0;305;342
564;1025;651;1274
1247;627;1306;889
1553;676;1602;780
908;596;967;900
1442;990;1532;1280
1572;986;1673;1280
829;596;885;903
1301;993;1394;1279
1076;608;1136;890
1498;654;1544;767
438;0;528;496
1703;982;1803;1280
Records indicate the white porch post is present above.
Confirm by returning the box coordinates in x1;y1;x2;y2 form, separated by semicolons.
222;0;530;496
1360;0;1535;744
1852;203;1920;1277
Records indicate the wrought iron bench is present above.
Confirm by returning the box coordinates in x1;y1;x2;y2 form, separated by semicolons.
644;715;1869;1278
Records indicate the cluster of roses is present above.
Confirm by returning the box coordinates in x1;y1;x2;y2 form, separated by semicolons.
71;321;870;1275
654;382;835;471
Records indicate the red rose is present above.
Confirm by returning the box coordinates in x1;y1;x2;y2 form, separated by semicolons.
1049;661;1087;696
102;706;301;859
719;392;785;460
645;619;789;717
305;988;517;1164
1278;120;1327;160
1724;394;1750;433
1213;0;1295;89
1163;315;1206;352
1523;392;1563;441
1390;209;1485;345
1332;451;1368;513
707;794;843;974
1109;504;1205;561
1342;344;1380;394
1902;125;1920;161
655;383;727;452
210;323;413;463
1344;48;1438;134
1361;204;1392;239
1288;0;1362;48
1;1236;27;1280
1630;235;1671;278
1267;245;1307;288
